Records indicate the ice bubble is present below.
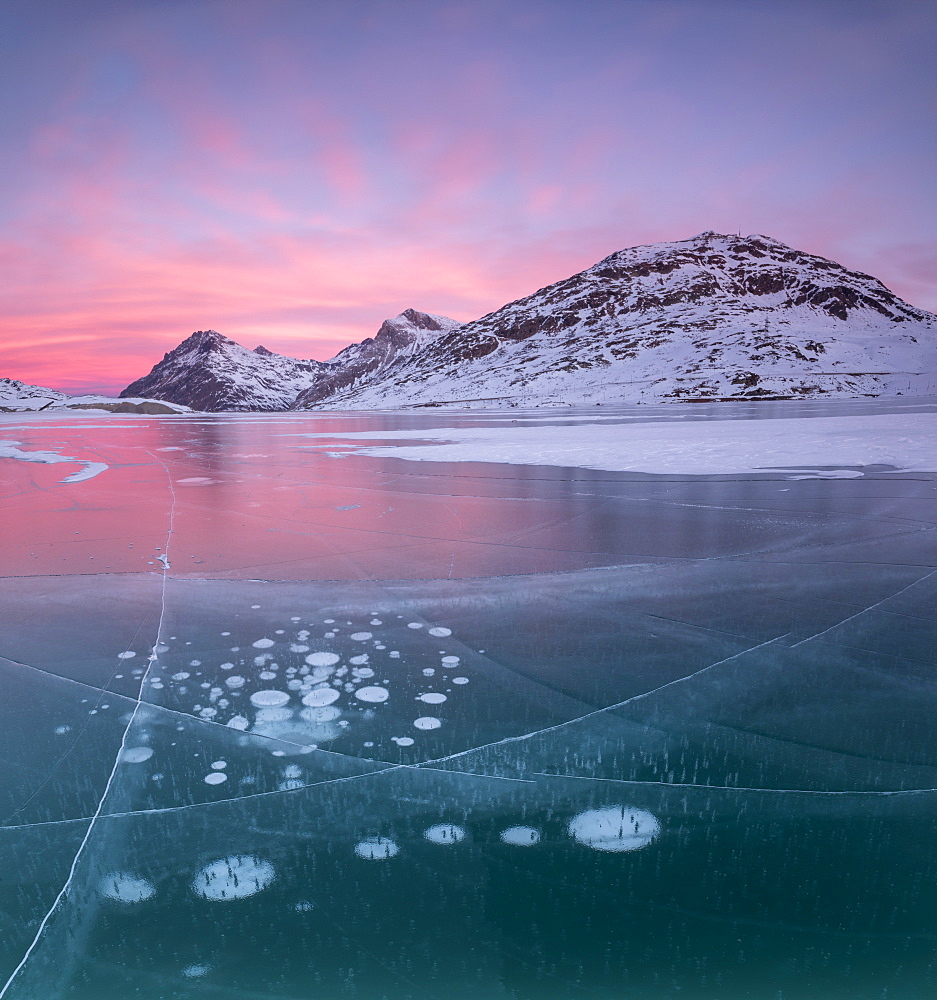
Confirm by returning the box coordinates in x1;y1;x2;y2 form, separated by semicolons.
255;706;292;723
204;772;227;785
283;764;302;779
227;715;249;730
452;677;469;685
54;725;71;735
355;837;399;860
389;651;400;658
407;622;423;629
350;632;372;641
259;671;277;681
278;778;304;791
117;651;136;659
198;707;217;719
121;747;153;764
100;872;155;903
568;806;660;853
441;655;460;666
370;619;383;625
302;687;341;707
500;826;541;847
220;661;234;670
418;692;447;704
413;717;442;730
249;690;290;708
150;681;164;690
424;824;466;845
428;627;451;637
211;760;227;770
172;672;190;681
182;965;210;979
252;638;275;648
305;652;340;668
192;855;275;901
355;686;389;704
251;604;261;609
290;644;309;653
349;654;369;665
422;668;435;677
225;675;245;689
352;667;375;679
391;736;415;746
300;705;342;723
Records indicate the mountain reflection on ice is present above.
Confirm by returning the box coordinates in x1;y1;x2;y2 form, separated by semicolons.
0;402;936;999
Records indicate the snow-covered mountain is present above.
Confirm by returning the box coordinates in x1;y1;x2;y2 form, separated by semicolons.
120;330;331;411
295;232;937;408
0;377;189;413
121;311;460;411
294;308;461;406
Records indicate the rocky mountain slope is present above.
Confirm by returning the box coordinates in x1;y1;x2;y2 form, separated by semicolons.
120;330;331;411
295;232;937;408
294;308;461;406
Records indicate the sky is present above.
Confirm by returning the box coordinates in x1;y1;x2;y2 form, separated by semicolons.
0;0;934;395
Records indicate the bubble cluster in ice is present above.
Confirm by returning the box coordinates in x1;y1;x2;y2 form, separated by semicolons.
149;605;481;762
354;837;399;860
568;806;660;853
100;872;155;903
192;855;275;901
424;823;466;845
121;746;154;764
500;826;541;846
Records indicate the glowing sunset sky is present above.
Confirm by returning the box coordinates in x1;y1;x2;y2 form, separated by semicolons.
1;0;934;394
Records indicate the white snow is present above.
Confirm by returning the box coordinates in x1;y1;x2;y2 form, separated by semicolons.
307;411;937;476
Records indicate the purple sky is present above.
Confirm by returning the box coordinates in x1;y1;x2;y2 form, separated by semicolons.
0;0;934;393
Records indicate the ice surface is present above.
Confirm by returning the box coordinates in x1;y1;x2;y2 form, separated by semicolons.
1;400;936;999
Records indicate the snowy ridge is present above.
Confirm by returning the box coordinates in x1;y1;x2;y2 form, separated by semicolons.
296;232;937;409
295;308;461;406
120;330;331;411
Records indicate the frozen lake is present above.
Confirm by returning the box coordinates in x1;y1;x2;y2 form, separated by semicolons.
1;399;936;999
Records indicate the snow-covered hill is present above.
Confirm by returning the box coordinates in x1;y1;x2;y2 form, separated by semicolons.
0;377;189;414
297;232;937;408
120;330;331;411
0;378;68;411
